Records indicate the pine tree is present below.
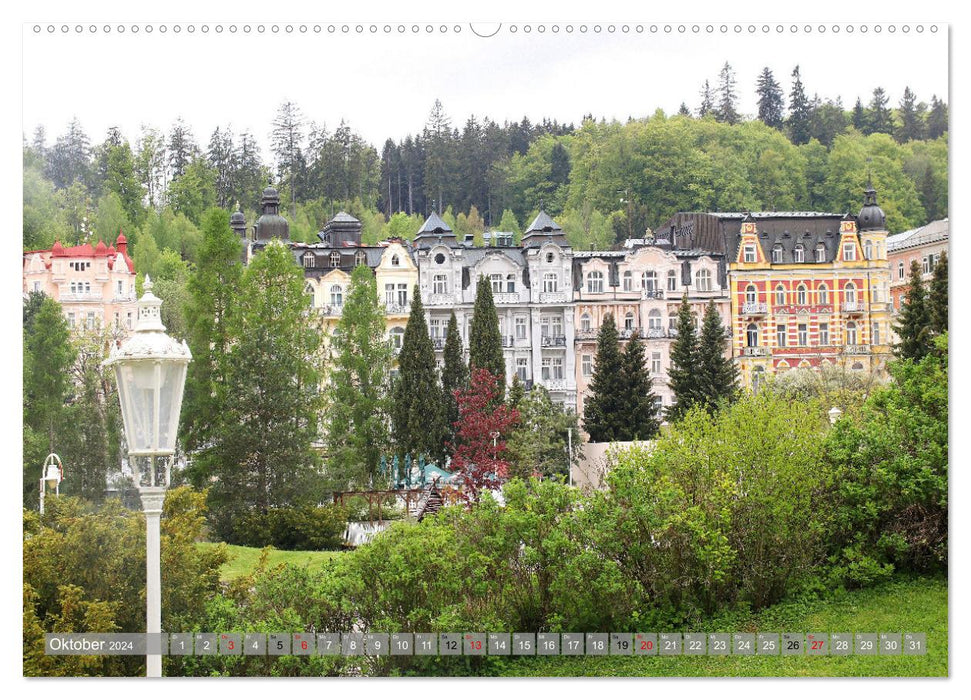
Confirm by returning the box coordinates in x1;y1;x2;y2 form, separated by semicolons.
440;311;468;457
852;98;867;131
696;301;739;411
893;259;932;361
200;240;325;542
270;101;306;219
928;251;948;335
328;264;393;489
678;102;692;117
698;80;715;118
392;286;447;463
181;209;243;465
896;87;926;143
582;313;627;441
508;373;526;409
866;87;894;135
469;275;506;391
714;62;740;125
787;65;813;145
927;96;948;139
755;67;785;129
667;294;701;421
620;336;660;440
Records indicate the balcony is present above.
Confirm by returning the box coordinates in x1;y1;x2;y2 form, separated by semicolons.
538;292;569;304
643;327;667;339
740;346;769;357
432;337;446;350
541;335;567;348
845;344;870;355
619;327;638;339
319;304;343;316
741;302;768;315
575;328;598;341
385;303;409;315
641;288;665;300
492;292;521;304
541;379;570;392
501;336;515;348
426;293;455;306
60;293;104;302
841;301;865;314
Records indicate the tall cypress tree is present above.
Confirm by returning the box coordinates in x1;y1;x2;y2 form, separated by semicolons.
392;286;446;463
469;275;505;390
620;335;660;440
582;313;626;442
893;259;932;361
787;65;812;145
928;251;948;335
756;67;785;129
667;294;701;421
696;301;739;411
441;311;467;462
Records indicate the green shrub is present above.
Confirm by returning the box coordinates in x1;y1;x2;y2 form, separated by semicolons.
231;504;348;551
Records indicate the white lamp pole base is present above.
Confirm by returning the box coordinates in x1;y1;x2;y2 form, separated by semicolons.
140;486;166;678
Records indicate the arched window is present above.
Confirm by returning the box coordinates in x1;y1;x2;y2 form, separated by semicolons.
851;362;864;371
330;284;343;307
389;326;405;349
796;284;807;305
642;270;657;291
752;365;766;392
845;282;857;303
846;321;858;345
746;323;759;347
391;254;400;267
775;284;786;306
622;270;633;291
818;284;829;305
506;274;516;293
329;251;341;267
772;244;783;263
304;282;315;307
587;270;604;293
816;243;827;262
624;311;635;330
864;240;873;260
898;261;905;279
355;251;367;267
745;284;757;304
695;269;712;292
648;308;663;329
667;269;677;291
793;244;805;263
303;252;315;268
580;313;591;332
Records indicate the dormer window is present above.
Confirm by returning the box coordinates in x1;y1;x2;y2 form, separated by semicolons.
816;244;826;262
744;244;757;263
772;245;783;263
843;242;856;261
695;269;712;292
355;251;367;267
391;254;400;267
330;251;341;267
793;244;804;263
303;253;315;268
587;270;604;294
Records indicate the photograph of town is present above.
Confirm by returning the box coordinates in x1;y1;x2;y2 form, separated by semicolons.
21;18;948;680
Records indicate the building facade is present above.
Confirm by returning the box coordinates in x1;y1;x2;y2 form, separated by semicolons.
23;232;138;334
413;210;578;409
572;240;731;416
887;218;949;313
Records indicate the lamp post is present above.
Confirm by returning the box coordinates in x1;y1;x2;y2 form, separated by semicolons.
39;453;64;515
105;276;191;678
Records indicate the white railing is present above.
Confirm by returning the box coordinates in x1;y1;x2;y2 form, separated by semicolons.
385;303;409;315
60;293;104;302
740;346;769;356
426;293;455;306
492;292;522;304
842;301;865;313
538;292;569;304
741;302;768;314
845;345;870;355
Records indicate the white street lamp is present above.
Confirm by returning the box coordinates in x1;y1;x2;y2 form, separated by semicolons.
39;453;64;515
105;276;191;678
828;406;843;425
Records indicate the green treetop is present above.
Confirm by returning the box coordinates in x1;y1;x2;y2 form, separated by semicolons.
667;294;701;421
441;311;468;462
696;300;740;411
469;275;506;392
894;259;932;361
582;313;627;442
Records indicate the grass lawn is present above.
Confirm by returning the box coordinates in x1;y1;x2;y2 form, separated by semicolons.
197;542;343;582
494;575;947;677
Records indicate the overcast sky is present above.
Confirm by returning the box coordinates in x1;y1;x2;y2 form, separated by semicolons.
22;23;948;158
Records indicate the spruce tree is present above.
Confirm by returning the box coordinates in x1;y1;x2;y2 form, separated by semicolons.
698;80;714;118
508;373;526;409
787;65;812;145
852;98;867;131
893;259;932;361
392;286;447;463
696;301;739;411
469;275;506;390
441;311;467;461
582;313;626;442
755;67;785;129
866;87;894;135
667;294;701;421
620;336;660;440
715;62;740;125
896;87;926;143
927;96;948;139
678;102;692;117
928;251;948;335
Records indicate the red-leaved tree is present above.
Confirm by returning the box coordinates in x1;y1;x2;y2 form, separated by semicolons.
448;368;519;503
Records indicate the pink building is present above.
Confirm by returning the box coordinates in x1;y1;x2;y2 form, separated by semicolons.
23;233;138;334
886;218;948;313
